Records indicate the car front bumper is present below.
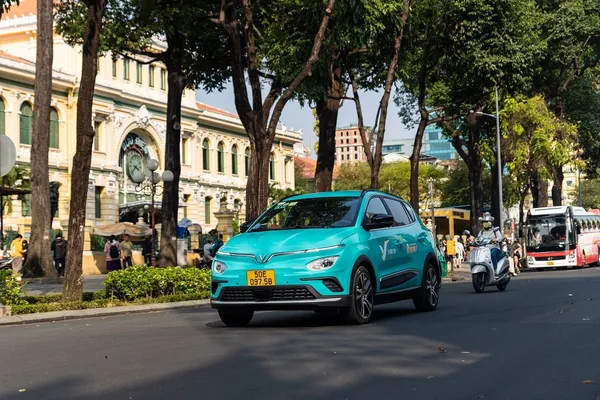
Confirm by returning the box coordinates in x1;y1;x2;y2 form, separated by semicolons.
210;284;352;311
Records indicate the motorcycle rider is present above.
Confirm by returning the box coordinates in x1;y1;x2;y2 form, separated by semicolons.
477;213;504;271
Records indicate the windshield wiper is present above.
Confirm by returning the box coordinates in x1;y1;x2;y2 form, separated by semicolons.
248;223;268;232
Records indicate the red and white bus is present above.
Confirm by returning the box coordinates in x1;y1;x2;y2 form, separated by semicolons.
525;206;600;269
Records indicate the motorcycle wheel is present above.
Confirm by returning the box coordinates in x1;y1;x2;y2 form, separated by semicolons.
497;276;510;292
472;272;486;293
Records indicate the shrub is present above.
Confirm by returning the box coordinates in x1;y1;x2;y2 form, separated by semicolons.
103;266;211;301
0;270;27;306
10;292;209;315
21;291;108;305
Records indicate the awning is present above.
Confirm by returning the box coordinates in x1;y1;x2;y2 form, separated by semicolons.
92;222;152;238
0;186;31;196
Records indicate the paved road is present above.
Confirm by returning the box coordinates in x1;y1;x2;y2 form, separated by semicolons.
1;268;599;400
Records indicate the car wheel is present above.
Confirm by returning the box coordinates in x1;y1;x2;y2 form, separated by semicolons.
218;308;254;327
340;265;374;325
413;263;440;312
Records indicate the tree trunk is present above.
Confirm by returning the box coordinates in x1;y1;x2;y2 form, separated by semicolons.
24;0;54;278
246;133;273;221
314;64;343;192
537;177;549;208
158;52;185;267
518;186;529;238
409;114;428;210
467;162;485;234
371;0;411;190
63;0;105;301
552;165;564;206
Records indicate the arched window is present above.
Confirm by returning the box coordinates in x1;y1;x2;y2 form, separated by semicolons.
49;107;59;149
245;147;250;176
204;197;212;224
231;145;239;175
217;142;224;173
269;152;275;180
0;98;5;135
202;139;210;171
20;102;33;145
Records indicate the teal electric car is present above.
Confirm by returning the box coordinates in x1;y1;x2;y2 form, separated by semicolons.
210;190;441;326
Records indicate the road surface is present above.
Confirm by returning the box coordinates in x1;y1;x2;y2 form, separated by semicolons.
1;268;599;400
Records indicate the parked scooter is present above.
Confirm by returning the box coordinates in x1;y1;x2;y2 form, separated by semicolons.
470;234;511;293
0;257;14;270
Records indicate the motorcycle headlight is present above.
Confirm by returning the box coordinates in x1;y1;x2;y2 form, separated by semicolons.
212;260;227;274
306;256;339;271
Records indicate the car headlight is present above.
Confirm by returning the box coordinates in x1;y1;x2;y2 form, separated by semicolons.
306;256;338;271
213;260;227;274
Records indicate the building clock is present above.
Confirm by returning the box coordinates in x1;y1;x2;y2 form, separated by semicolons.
126;151;145;181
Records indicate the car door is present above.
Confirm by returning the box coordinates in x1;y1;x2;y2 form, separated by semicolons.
362;196;397;283
380;197;420;290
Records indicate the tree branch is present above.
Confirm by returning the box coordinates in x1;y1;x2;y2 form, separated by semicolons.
266;0;337;139
349;70;374;167
241;0;263;120
257;70;276;80
113;49;164;64
445;121;471;164
348;46;369;56
262;81;282;128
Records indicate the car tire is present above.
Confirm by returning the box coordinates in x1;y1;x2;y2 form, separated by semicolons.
218;308;254;327
340;265;374;325
413;263;440;312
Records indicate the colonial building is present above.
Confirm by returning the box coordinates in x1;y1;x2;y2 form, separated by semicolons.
0;1;301;242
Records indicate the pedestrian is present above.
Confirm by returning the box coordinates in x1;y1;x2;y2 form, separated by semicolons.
9;234;24;276
120;234;134;268
212;233;225;256
21;240;28;263
104;235;121;272
512;240;522;274
202;239;214;266
455;236;465;268
142;236;152;266
51;234;67;277
446;235;457;268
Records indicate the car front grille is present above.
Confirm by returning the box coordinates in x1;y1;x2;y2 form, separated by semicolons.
220;286;316;302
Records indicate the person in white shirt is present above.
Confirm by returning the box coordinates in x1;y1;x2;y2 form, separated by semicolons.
455;237;465;268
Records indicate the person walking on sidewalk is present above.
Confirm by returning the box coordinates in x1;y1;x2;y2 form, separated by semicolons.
120;234;134;268
446;235;457;269
51;234;67;277
104;235;121;271
455;236;465;268
9;234;24;276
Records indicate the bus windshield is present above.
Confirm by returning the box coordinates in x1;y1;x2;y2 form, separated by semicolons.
526;215;574;252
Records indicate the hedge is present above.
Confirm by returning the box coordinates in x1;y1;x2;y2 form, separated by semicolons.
11;292;209;315
103;266;211;301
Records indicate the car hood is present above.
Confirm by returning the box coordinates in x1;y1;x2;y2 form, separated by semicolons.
221;228;356;258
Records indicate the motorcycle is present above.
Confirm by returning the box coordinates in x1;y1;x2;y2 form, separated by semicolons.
0;257;14;270
470;234;511;293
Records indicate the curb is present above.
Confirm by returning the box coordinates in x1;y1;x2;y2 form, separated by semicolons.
0;299;211;326
442;276;468;283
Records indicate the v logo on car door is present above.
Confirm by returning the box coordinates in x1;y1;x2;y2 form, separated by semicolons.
379;240;389;261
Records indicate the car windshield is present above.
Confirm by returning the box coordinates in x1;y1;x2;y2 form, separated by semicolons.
248;197;361;232
526;215;573;251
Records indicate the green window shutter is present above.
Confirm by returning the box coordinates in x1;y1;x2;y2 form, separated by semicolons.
20;103;33;145
49;108;59;149
0;100;5;135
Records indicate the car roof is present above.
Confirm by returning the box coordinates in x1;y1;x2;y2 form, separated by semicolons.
283;190;407;203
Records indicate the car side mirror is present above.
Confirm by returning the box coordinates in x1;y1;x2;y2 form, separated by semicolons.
240;219;255;233
365;213;394;230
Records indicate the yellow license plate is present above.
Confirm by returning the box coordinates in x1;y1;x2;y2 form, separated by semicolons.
246;270;276;286
547;262;554;266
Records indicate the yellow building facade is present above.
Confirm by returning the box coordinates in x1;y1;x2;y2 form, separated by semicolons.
0;3;301;257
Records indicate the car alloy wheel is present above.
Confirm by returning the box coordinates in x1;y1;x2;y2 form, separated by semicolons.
355;269;374;320
426;267;439;307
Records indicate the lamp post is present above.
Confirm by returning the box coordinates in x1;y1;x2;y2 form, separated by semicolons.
131;158;174;267
474;86;503;230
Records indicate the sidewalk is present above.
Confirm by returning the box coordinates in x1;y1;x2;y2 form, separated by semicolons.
23;275;107;296
443;263;471;282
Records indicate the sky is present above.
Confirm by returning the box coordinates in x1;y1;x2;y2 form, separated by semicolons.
197;82;416;157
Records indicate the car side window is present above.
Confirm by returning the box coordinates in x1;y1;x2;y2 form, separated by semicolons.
402;202;416;223
364;197;388;223
384;198;412;226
